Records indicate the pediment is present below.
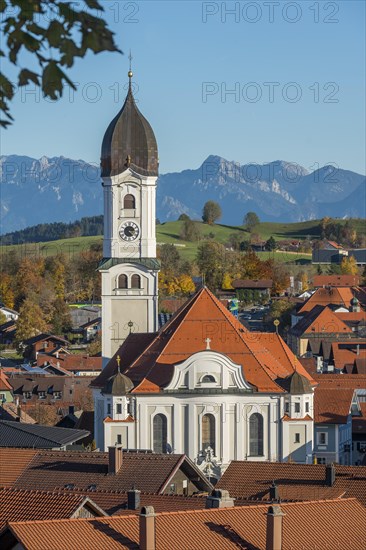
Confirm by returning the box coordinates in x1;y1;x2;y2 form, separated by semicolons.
164;351;252;391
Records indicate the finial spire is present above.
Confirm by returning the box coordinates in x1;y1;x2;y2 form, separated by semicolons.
116;355;121;373
128;50;133;84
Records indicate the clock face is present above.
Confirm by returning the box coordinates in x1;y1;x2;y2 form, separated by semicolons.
119;221;140;241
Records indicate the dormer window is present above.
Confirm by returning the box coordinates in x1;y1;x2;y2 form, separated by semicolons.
201;375;216;384
38;391;46;400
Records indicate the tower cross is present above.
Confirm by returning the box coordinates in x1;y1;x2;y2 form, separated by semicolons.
205;337;211;350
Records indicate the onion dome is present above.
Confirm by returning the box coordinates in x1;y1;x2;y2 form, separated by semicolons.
102;371;134;396
101;70;158;178
289;371;312;395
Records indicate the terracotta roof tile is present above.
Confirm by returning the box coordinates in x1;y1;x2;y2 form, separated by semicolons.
0;370;12;391
312;275;360;287
0;448;38;487
5;499;366;550
92;288;315;394
0;487;103;532
217;461;366;506
314;387;355;424
9;450;210;495
298;287;354;313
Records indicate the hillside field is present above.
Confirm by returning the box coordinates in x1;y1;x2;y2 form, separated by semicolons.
1;218;364;263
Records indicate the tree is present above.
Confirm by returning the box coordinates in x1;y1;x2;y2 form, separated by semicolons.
196;241;225;290
50;297;72;335
0;274;15;308
15;298;49;346
158;244;181;275
0;311;7;325
177;274;195;295
202;201;222;225
1;0;120;127
266;236;277;251
341;255;358;275
243;212;260;231
222;273;234;290
178;213;190;221
180;219;201;242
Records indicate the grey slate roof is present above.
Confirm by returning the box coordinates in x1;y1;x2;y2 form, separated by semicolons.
0;420;89;449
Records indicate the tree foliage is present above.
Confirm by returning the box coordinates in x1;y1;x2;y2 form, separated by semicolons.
180;218;201;242
15;297;49;345
202;201;222;225
340;255;358;275
0;1;120;127
243;212;260;231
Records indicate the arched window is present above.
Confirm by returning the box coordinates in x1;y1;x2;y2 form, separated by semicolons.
201;375;216;383
123;194;135;209
131;274;141;289
202;414;215;454
153;414;167;453
118;274;128;289
249;413;264;456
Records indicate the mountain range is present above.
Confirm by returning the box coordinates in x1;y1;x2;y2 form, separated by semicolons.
1;154;365;234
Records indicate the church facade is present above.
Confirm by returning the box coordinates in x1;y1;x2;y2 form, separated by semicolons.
93;70;316;478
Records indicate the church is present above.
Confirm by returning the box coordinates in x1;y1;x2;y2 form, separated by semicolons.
92;68;316;478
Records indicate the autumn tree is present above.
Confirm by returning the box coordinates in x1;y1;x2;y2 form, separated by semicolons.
1;0;120;127
50;297;72;335
243;212;260;231
15;298;49;346
0;274;15;308
222;273;234;290
341;255;358;275
202;201;222;225
0;311;7;325
269;299;293;330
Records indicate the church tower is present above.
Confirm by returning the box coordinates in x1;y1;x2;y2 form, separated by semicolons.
99;67;159;363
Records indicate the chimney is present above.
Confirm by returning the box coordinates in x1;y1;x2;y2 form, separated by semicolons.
266;505;285;550
325;463;335;487
269;482;279;502
139;506;155;550
108;445;123;475
356;344;360;356
127;488;141;510
205;489;235;509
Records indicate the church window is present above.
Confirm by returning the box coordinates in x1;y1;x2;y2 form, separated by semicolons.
118;274;128;289
153;414;168;453
249;413;264;456
117;434;122;445
295;433;300;443
116;403;122;414
202;414;215;454
285;402;290;413
201;375;216;384
123;194;135;209
107;404;111;415
305;402;309;413
295;403;300;413
131;274;141;289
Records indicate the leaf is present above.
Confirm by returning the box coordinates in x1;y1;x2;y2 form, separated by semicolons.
42;61;75;100
83;0;103;10
0;73;15;99
18;68;40;87
45;20;65;47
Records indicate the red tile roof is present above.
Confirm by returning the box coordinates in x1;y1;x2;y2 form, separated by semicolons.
298;287;354;313
0;370;12;391
217;461;366;506
0;448;37;487
312;275;360;287
5;499;366;550
0;488;104;532
8;449;211;494
92;287;315;394
314;387;355;424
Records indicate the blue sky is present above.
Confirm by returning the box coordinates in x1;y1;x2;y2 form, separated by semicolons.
2;1;365;174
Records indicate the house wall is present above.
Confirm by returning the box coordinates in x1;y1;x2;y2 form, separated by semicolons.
314;424;337;463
